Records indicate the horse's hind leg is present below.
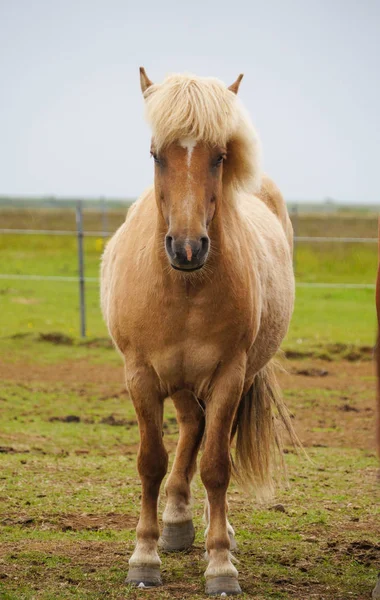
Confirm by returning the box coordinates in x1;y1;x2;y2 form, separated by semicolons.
160;390;205;552
204;498;238;552
126;370;168;587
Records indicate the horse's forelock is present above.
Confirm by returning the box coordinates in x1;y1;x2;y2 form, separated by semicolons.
144;73;262;193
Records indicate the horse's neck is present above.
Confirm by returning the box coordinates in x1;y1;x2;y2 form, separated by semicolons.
208;193;243;255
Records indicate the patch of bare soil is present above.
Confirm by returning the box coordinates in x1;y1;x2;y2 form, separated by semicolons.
279;358;377;451
38;332;74;345
48;415;81;423
0;355;377;452
344;540;380;563
0;446;30;454
2;512;137;532
284;344;374;362
0;358;123;385
100;414;136;427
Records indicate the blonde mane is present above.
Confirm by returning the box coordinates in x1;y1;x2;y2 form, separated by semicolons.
144;73;262;193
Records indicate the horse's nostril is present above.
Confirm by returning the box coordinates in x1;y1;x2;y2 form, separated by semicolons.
165;235;173;254
201;236;210;253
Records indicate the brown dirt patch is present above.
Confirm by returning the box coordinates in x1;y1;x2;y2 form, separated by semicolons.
38;332;74;345
0;358;123;386
0;355;377;453
2;512;137;532
0;539;130;569
278;358;377;451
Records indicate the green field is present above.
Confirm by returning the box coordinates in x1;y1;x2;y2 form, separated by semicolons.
0;206;378;349
0;206;379;599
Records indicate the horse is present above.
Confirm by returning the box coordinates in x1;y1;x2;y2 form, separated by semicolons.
100;68;298;596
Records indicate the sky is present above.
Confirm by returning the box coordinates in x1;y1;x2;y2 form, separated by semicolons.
1;0;379;203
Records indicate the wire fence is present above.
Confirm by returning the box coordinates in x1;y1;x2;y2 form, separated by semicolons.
1;200;378;337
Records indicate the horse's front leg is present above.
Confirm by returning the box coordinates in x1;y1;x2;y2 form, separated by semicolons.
126;369;168;587
201;359;245;596
160;390;205;551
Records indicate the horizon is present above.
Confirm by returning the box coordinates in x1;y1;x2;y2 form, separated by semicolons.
1;194;379;210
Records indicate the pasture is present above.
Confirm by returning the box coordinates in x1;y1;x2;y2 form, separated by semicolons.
0;205;379;599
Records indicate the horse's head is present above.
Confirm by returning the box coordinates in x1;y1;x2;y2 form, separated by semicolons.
150;137;228;271
140;68;260;272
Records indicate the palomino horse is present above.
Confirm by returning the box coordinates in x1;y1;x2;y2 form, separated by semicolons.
101;68;298;595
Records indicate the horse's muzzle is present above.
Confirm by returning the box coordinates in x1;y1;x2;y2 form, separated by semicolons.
165;235;210;271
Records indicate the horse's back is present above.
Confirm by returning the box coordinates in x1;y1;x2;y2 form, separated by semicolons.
256;175;293;251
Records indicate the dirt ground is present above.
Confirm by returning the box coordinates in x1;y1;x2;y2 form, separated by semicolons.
0;354;377;451
1;353;379;599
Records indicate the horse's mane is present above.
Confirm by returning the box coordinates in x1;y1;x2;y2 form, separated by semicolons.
143;73;262;193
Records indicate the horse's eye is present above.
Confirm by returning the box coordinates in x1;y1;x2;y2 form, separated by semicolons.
215;154;226;167
150;152;161;165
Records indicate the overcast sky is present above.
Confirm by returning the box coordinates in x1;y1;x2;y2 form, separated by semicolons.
1;0;379;203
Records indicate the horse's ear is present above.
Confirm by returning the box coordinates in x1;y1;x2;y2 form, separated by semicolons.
228;74;244;95
140;67;153;94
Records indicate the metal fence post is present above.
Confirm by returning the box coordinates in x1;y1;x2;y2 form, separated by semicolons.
76;201;86;338
101;197;108;239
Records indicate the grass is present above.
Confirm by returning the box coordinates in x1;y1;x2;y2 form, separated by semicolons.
0;279;376;351
0;206;379;598
287;286;375;350
0;340;378;599
0;207;378;347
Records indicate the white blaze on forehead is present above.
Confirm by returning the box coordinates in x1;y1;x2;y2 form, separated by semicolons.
179;138;197;168
179;138;197;227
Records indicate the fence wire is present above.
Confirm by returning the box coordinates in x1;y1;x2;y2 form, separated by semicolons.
1;214;377;336
0;228;378;244
0;274;375;290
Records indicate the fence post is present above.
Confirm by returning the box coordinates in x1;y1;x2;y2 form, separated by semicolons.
292;203;298;275
76;201;86;338
101;197;108;239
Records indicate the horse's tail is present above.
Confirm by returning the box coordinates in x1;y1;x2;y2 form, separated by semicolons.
376;217;380;464
233;360;302;500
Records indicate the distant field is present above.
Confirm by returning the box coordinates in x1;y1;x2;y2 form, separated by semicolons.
0;206;378;349
0;204;378;236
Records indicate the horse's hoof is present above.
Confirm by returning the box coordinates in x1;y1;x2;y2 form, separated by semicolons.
126;565;162;587
159;520;195;552
205;575;242;595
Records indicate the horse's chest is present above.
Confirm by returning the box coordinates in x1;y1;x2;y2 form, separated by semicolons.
125;286;254;394
149;339;222;392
